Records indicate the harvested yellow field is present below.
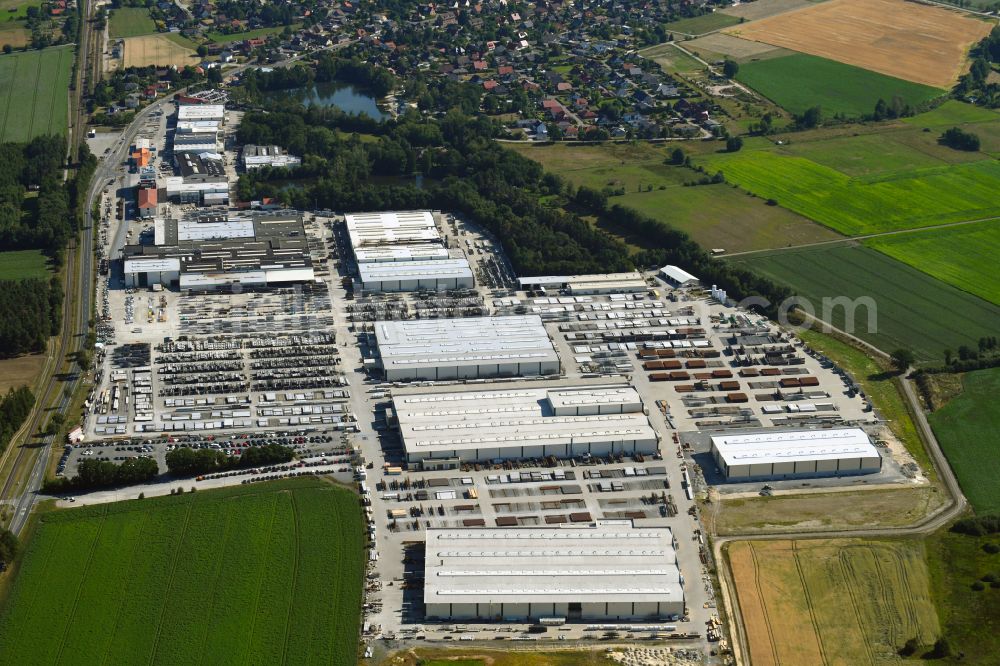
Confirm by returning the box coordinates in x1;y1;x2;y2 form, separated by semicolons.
724;0;994;89
728;539;940;665
123;34;196;68
0;354;45;394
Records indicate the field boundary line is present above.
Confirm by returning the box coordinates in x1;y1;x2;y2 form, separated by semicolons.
790;541;829;665
100;508;152;666
145;501;194;666
25;51;42;140
281;489;303;665
196;501;237;666
53;505;108;663
243;491;280;662
747;543;780;665
838;548;878;665
0;55;15;140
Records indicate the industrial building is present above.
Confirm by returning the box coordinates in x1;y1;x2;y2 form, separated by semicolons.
374;315;559;381
358;259;473;292
345;210;441;249
710;428;882;481
518;272;648;294
122;212;314;289
242;145;302;170
346;211;474;292
659;265;699;288
176;104;225;122
424;522;684;621
393;383;659;464
137;187;157;219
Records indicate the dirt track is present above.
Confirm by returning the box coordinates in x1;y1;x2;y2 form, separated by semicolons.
725;0;994;88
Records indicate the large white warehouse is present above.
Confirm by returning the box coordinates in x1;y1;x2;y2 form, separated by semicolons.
345;210;441;249
394;383;659;464
424;522;684;622
374;315;559;381
711;427;882;481
358;259;473;292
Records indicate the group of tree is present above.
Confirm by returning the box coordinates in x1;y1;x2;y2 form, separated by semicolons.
955;26;1000;107
940;126;981;151
0;279;62;357
234;87;794;314
0;528;16;570
0;386;34;454
0;136;73;253
241;54;398;101
870;96;913;121
44;457;159;493
165;443;295;477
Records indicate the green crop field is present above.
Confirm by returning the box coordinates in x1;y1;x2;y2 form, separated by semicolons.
0;478;364;665
208;24;299;43
735;53;945;118
0;249;50;279
664;12;740;35
108;7;157;38
928;368;1000;513
0;46;73;142
698;149;1000;235
731;245;1000;361
865;221;1000;305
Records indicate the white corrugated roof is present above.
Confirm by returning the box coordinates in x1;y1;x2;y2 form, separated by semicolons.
711;428;880;465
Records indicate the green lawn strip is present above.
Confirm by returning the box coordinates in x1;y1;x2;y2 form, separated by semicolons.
904;100;1000;127
865;220;1000;306
730;245;1000;362
735;53;945;118
0;249;50;279
664;12;740;35
928;368;1000;513
797;328;935;480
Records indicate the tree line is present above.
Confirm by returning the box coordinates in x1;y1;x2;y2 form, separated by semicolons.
0;136;74;254
165;444;295;477
0;279;62;357
0;387;34;455
44;457;159;494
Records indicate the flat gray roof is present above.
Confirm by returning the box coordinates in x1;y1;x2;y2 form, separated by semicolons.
375;315;557;371
424;522;682;605
394;383;656;455
358;258;473;283
518;272;645;287
345;210;440;249
711;428;880;466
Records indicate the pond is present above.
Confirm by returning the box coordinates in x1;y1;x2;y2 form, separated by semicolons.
265;82;387;120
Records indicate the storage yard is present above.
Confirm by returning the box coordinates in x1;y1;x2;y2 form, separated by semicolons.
59;91;942;663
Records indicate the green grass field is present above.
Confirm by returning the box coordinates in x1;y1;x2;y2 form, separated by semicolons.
0;249;50;280
904;100;1000;128
639;42;706;73
505;142;840;252
731;245;1000;361
108;7;156;39
698;149;1000;235
735;53;945;118
928;368;1000;513
0;478;364;665
208;24;298;43
927;526;1000;663
0;46;73;142
664;12;740;35
865;221;1000;305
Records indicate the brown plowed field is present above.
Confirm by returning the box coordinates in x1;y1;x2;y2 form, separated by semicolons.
728;539;940;665
123;34;196;68
724;0;994;89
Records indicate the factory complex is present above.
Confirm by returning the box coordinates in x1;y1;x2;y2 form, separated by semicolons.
710;428;882;481
424;522;684;621
373;315;559;381
346;211;474;292
122;211;314;290
392;382;659;465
